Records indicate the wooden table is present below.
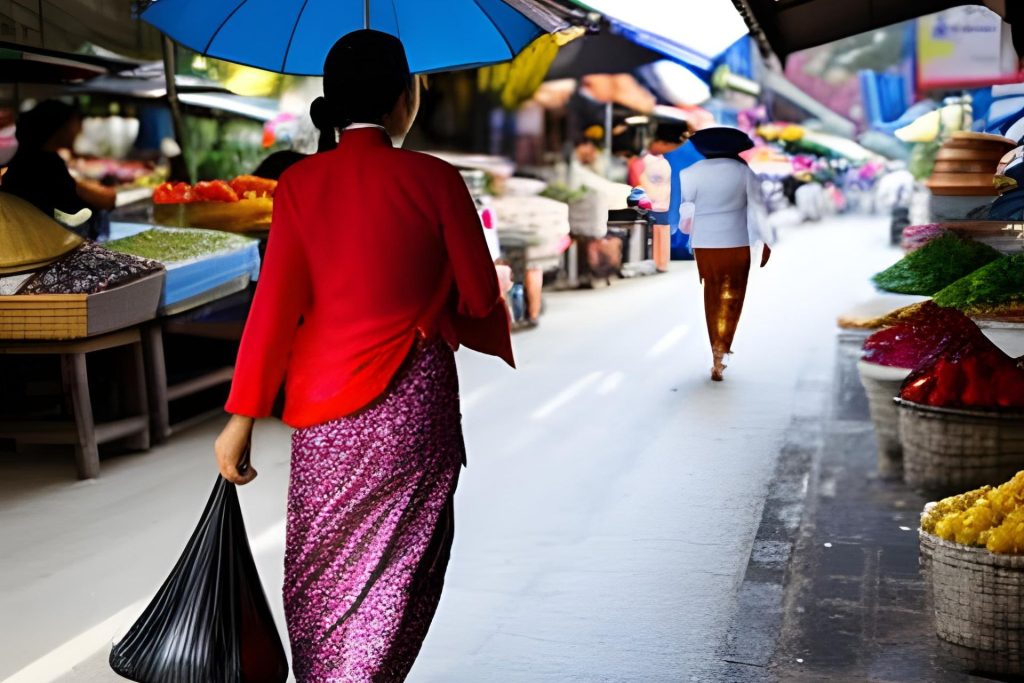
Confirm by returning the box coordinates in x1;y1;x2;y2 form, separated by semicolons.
141;290;250;443
0;327;150;479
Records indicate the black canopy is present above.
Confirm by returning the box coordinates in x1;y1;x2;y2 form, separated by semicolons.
739;0;1017;61
546;31;665;80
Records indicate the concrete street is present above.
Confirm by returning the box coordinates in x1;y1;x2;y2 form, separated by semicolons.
0;215;898;682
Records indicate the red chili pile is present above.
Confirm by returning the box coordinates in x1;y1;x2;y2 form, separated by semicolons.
862;301;1024;409
901;338;1024;410
153;175;277;204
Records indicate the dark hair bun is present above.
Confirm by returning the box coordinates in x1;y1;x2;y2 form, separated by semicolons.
309;97;333;131
310;29;412;151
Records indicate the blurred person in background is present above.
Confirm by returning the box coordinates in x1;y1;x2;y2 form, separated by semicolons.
214;30;513;682
1;100;115;236
679;127;774;381
640;123;688;271
574;132;606;176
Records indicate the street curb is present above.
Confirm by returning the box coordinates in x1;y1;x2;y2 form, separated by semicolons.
713;368;835;681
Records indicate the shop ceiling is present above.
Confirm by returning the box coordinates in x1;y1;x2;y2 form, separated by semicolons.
0;1;163;60
738;0;1021;60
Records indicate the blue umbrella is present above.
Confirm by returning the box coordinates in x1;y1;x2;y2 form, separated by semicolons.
142;0;544;75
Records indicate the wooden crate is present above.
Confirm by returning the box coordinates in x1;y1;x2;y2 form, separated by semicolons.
0;271;163;340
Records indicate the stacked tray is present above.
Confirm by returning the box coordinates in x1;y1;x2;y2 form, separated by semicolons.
928;132;1016;197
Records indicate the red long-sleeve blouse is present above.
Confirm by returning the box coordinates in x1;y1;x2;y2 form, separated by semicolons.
225;128;514;428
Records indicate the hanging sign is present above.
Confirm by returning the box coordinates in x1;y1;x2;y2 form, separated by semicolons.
918;6;1022;90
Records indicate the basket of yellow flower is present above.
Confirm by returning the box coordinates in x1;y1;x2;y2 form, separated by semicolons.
919;472;1024;675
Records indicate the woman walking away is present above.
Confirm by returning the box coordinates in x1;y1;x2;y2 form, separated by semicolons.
679;127;774;381
214;30;514;682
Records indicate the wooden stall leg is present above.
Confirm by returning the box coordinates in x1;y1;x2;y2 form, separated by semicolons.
121;340;150;451
61;353;99;479
142;323;170;443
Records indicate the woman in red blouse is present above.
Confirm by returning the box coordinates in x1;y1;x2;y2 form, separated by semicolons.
214;30;513;682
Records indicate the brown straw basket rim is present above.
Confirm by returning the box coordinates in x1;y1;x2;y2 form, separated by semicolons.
895;398;1024;420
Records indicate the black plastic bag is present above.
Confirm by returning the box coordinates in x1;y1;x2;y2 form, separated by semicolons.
110;476;289;683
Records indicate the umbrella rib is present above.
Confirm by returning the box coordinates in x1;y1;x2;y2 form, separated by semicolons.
205;0;251;54
280;0;312;72
470;0;515;58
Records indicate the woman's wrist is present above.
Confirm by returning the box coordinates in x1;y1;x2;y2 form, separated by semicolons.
229;414;256;428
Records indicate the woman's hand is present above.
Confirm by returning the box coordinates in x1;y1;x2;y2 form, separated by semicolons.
215;414;257;485
760;245;772;268
75;179;117;211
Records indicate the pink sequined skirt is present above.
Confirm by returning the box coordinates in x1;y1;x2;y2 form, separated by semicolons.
285;340;464;682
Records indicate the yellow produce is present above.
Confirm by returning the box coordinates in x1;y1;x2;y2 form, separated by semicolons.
895;103;971;143
922;485;992;533
478;28;582;111
988;509;1024;554
924;472;1024;554
780;124;805;142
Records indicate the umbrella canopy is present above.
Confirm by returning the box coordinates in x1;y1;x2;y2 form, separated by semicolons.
141;0;544;75
689;127;754;156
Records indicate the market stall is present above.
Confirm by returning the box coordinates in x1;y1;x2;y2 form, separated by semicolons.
835;138;1024;670
102;223;261;442
0;194;164;478
429;151;570;328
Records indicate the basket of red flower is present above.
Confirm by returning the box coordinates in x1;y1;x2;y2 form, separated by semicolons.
898;335;1024;493
858;303;984;477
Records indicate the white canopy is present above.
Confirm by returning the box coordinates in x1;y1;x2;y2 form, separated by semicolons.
581;0;749;65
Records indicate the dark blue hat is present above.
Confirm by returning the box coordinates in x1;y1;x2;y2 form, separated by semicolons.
689;127;754;156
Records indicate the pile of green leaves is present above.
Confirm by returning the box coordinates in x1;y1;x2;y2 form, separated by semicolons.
106;228;251;263
872;234;1002;295
934;254;1024;316
540;183;589;204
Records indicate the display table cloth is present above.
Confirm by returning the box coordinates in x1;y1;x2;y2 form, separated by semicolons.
107;223;261;315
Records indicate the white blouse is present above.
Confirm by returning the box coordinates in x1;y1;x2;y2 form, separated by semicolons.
679;158;774;250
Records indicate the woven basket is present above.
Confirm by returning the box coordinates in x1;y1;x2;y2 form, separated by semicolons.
858;361;912;478
922;531;1024;675
919;520;939;578
899;400;1024;494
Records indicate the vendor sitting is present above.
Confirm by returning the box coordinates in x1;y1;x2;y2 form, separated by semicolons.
1;100;116;235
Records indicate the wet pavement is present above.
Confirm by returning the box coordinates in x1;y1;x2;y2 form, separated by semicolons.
1;215;942;683
718;332;1007;683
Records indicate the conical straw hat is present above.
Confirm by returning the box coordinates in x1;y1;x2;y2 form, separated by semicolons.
0;193;83;274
